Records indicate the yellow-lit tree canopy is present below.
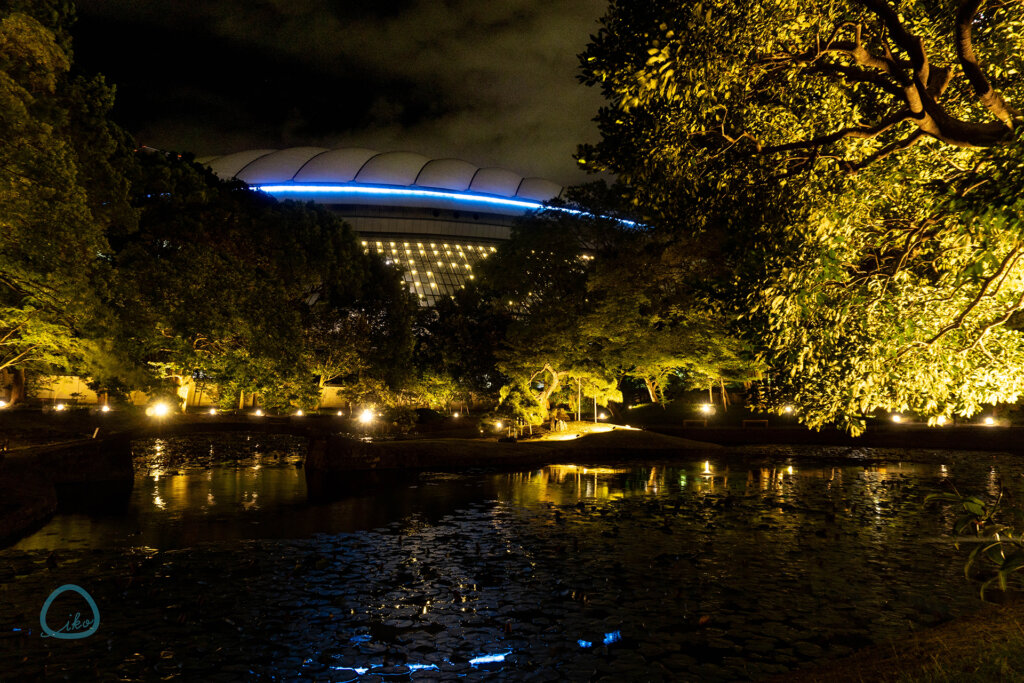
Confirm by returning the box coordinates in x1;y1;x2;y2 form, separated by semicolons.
580;0;1024;433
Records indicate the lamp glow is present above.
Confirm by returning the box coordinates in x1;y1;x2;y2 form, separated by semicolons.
453;412;460;418
783;405;794;414
254;409;264;417
359;409;374;424
984;416;995;426
699;404;713;415
891;414;902;423
208;408;217;415
151;402;170;418
54;403;66;412
0;400;7;408
599;412;608;419
495;421;503;430
337;410;343;416
100;404;111;413
936;415;947;426
295;409;304;417
703;461;712;475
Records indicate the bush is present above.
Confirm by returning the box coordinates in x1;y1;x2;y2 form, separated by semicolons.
386;406;417;434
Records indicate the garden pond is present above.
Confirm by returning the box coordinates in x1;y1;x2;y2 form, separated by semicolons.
2;432;1023;681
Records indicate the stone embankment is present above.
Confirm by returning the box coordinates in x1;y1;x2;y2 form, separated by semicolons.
0;436;133;546
306;428;720;474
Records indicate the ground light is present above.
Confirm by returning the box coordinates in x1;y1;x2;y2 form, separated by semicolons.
336;411;343;416
936;416;947;426
150;403;170;418
453;412;460;418
295;409;304;417
54;403;66;412
100;404;111;413
699;404;712;415
253;409;264;417
984;417;996;426
783;405;794;414
208;408;217;416
359;409;374;424
0;400;7;408
891;414;903;423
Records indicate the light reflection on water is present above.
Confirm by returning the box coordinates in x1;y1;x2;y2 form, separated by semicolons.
9;436;1024;680
15;435;1024;556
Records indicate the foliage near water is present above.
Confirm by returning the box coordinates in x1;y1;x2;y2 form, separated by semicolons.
577;0;1024;433
928;488;1024;601
6;0;1024;434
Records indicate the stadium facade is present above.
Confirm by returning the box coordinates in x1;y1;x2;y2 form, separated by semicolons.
198;147;564;305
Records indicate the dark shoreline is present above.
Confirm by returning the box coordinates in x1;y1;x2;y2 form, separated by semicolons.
648;423;1024;454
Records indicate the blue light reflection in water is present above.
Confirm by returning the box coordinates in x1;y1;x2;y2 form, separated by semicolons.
468;650;512;666
11;435;1024;680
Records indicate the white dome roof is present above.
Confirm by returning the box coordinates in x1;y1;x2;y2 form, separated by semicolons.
199;147;563;202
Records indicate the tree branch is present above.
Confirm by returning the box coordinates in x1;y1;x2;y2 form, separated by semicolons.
921;245;1024;348
845;129;925;173
955;0;1018;129
761;110;912;155
804;60;905;98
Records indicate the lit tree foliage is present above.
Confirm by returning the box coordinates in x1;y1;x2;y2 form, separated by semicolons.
474;184;758;422
580;0;1024;433
480;201;626;420
0;5;131;388
581;232;761;406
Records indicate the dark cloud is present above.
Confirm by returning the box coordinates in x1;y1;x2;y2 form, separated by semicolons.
73;0;608;185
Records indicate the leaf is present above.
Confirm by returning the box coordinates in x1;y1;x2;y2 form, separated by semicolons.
964;499;986;517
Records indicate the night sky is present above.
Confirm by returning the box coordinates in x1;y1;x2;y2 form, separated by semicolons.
72;0;608;185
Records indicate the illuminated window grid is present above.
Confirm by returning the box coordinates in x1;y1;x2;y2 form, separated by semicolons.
386;239;490;305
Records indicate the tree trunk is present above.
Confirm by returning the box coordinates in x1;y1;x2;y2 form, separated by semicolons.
537;367;562;411
719;378;729;410
9;368;25;404
644;377;660;403
180;379;191;413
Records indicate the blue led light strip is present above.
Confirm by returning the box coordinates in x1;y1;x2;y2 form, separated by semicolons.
254;184;638;227
256;184;549;212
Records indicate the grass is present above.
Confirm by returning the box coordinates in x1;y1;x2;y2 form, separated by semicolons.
781;598;1024;682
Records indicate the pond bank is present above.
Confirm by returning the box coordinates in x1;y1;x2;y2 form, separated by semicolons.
777;598;1024;682
0;436;133;546
306;427;721;474
650;424;1024;453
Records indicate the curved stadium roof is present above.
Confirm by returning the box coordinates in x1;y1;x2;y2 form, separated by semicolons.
198;147;564;216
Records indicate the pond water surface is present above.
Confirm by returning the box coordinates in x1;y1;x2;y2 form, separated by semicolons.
2;433;1023;681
